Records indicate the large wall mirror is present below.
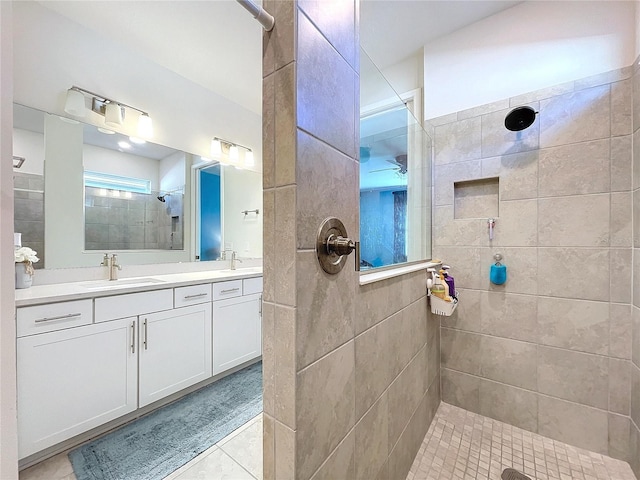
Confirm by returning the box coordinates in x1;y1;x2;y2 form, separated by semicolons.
13;104;262;270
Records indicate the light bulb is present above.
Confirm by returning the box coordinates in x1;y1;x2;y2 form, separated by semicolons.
137;113;153;138
244;150;255;167
229;145;239;162
64;88;86;117
211;138;222;157
105;103;123;126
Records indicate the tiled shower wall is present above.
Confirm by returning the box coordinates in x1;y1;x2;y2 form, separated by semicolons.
261;1;439;479
631;59;640;477
13;172;44;269
430;66;636;465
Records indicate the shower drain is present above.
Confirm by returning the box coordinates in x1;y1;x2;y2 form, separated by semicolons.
501;468;532;480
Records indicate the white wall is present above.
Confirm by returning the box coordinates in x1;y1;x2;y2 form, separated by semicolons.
222;167;262;258
424;1;636;119
159;151;186;193
12;129;43;176
0;1;18;477
83;145;160;191
12;1;261;172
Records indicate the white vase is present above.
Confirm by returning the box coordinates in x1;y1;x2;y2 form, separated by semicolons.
15;262;33;289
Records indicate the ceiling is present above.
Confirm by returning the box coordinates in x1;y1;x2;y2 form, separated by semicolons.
39;0;522;116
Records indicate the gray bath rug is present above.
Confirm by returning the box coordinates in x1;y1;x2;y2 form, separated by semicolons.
69;361;262;480
502;468;533;480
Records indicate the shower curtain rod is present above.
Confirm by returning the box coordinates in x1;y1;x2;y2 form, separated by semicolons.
236;0;275;31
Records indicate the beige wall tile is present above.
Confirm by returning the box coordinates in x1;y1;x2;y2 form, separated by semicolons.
631;419;640;477
633;307;640;366
457;99;510;121
434;160;482;206
441;368;480;414
537;248;610;301
509;82;574;106
356;277;396;335
480;335;537;390
538;395;609;455
608;413;631;462
309;431;355;480
295;251;355;369
275;420;296;480
440;288;482;333
610;249;632;304
388;393;428;480
481;150;539;201
433;206;483;247
297;13;356;158
537;297;610;355
274;187;296;306
298;0;357;69
433;246;482;290
538;195;610;247
634;129;640;190
355;392;388;480
539;85;611;148
275;305;296;428
389;300;428;380
263;0;295;74
574;67;632;90
274;63;296;187
538;346;609;409
426;326;440;389
264;413;276;480
296;341;355;480
480;291;537;343
634;252;640;309
609;303;632;360
262;190;275;303
355;318;392;418
611;193;632;247
263;73;275;189
441;328;482;376
611;78;633;137
631;363;640;427
479;378;538;432
611;135;632;192
434;117;482;166
481;104;540;158
609;358;631;415
263;302;276;417
494;199;538;247
538;140;610;198
634;190;640;248
296;130;358;250
482;247;538;295
387;346;427;448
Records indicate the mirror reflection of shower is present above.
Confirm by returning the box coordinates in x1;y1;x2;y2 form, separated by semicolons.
157;193;171;202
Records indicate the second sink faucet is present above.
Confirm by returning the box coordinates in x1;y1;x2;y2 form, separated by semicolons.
101;253;122;280
230;251;243;270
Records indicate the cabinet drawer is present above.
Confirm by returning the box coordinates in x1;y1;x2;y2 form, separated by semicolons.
95;289;173;323
243;277;263;295
17;300;93;337
174;283;212;308
212;280;243;301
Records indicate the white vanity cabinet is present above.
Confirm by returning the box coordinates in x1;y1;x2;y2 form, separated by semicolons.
213;278;263;375
138;303;212;407
17;316;137;459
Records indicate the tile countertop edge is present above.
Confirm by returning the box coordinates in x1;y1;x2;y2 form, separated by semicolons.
15;269;263;307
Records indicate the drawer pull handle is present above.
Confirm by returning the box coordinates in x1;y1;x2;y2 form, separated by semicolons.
220;288;240;294
131;321;136;354
184;293;208;299
143;319;148;350
34;313;82;323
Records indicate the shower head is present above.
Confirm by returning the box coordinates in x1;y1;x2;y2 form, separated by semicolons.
505;106;538;131
157;193;170;202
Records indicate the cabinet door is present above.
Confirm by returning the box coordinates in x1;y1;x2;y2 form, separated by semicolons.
213;293;262;375
139;303;212;408
18;317;137;459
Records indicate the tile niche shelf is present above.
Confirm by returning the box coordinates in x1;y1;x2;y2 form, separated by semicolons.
454;177;499;219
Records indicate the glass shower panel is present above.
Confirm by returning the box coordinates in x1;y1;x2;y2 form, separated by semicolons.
359;47;432;271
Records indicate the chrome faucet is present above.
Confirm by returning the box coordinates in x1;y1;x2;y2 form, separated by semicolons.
100;253;122;280
230;251;243;270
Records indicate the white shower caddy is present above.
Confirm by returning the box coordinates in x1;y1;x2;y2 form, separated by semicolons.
428;290;458;316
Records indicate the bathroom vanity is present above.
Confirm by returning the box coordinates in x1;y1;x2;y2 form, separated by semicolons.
15;268;262;461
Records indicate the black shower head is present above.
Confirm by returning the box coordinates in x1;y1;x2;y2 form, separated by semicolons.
505;106;538;131
157;195;166;202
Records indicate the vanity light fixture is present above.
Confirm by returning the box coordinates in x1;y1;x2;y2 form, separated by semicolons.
63;86;154;138
210;136;254;167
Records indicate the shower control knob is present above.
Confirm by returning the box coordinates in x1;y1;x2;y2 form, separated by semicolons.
316;217;360;274
326;234;356;256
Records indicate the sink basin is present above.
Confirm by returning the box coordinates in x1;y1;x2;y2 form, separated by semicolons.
78;278;166;289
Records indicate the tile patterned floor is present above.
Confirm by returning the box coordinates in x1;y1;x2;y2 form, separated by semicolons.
19;414;263;480
407;403;636;480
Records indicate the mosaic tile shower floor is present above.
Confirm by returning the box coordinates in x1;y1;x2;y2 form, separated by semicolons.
407;403;636;480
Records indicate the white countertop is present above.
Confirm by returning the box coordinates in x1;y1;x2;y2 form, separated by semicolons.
15;267;263;307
